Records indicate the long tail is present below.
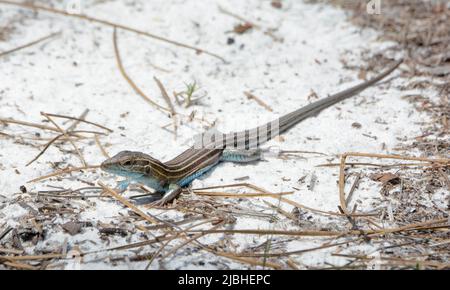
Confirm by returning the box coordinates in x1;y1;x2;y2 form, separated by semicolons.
278;59;403;134
222;59;402;149
202;59;402;150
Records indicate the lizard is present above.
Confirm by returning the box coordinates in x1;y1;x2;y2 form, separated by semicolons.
100;59;402;205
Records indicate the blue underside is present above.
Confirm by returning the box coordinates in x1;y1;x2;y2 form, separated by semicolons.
177;164;217;187
111;150;260;193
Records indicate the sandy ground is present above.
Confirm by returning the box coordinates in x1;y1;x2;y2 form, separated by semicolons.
0;0;446;269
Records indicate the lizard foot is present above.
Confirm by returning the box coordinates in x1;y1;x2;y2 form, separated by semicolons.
150;184;183;207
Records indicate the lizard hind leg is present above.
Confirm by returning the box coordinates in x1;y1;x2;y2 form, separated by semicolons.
220;149;263;163
151;184;183;206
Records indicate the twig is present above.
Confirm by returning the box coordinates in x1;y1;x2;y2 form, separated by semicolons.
279;195;376;218
94;134;110;158
2;261;38;270
26;130;105;166
218;5;283;42
27;165;100;183
345;172;361;207
153;76;178;137
1;253;64;261
158;221;224;263
366;218;448;237
0;247;23;255
193;183;376;217
317;162;436;168
88;235;170;253
202;247;284;269
189;229;347;237
332;254;450;269
0;0;226;62
41;112;87;167
0;117;61;132
0;31;60;58
113;28;170;113
145;218;215;268
193;191;293;198
279;150;328;157
0;227;12;241
244;91;273;112
45;112;112;133
66;109;89;132
239;239;359;258
98;182;159;225
98;183;181;236
262;200;298;222
286;258;300;270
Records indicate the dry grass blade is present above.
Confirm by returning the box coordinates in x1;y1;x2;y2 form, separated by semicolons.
157;221;224;263
113;28;171;113
189;218;448;239
240;239;357;258
203;247;283;269
85;234;170;253
366;218;448;237
286;258;300;270
194;191;293;198
263;200;299;222
244;91;273;112
2;261;38;270
145;218;215;269
66;109;89;132
194;182;376;217
0;248;23;255
94;134;110;158
0;0;226;62
98;182;159;225
278;196;377;218
26;130;106;166
0;117;61;132
1;253;64;261
333;254;450;269
345;172;361;207
27;165;100;183
0;31;60;58
41;112;87;167
316;162;435;168
44;112;113;133
218;5;283;42
189;229;346;237
154;76;178;137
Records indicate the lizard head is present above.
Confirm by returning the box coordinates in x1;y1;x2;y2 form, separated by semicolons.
101;151;157;178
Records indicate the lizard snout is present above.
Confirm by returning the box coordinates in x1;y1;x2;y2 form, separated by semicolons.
100;158;115;171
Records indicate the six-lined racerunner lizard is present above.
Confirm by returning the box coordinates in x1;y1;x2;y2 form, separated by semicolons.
101;59;402;205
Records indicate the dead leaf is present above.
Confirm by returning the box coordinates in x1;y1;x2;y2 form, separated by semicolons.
358;69;367;80
61;222;82;236
234;22;253;34
352;122;362;129
271;1;282;9
370;173;401;185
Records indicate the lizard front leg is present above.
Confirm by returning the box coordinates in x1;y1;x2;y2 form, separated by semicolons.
116;180;130;193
